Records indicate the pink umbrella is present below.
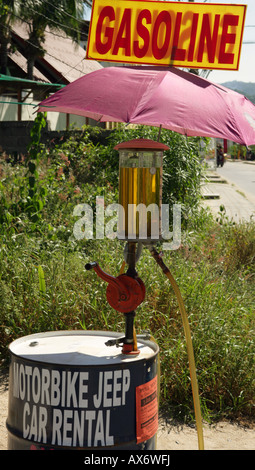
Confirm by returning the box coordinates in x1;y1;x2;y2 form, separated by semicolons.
39;66;255;146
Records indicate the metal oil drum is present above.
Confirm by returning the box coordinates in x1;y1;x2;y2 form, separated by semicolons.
6;330;159;450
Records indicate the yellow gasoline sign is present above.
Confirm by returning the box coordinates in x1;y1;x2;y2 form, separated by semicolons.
114;139;169;241
86;0;246;70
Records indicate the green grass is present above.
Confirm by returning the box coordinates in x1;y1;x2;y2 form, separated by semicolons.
0;128;254;424
1;216;254;423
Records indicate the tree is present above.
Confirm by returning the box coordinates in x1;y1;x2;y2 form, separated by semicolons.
19;0;84;79
0;0;19;74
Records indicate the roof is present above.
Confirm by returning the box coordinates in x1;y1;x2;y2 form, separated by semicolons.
114;139;169;151
8;48;51;83
11;22;102;84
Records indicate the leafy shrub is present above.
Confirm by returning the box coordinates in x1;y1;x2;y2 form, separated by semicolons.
38;124;207;219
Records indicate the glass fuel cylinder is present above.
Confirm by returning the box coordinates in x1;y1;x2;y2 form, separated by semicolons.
114;139;169;241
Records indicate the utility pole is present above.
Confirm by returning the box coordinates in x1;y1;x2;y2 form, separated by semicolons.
186;0;210;77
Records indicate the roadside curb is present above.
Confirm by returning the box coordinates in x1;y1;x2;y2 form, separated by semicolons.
200;165;255;222
201;171;226;199
226;158;255;166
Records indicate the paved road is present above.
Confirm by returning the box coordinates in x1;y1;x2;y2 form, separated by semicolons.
202;160;255;222
217;161;255;201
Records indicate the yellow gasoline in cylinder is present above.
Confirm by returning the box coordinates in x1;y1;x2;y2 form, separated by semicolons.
118;150;163;240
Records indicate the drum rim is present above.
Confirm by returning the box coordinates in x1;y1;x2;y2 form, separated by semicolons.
8;330;159;367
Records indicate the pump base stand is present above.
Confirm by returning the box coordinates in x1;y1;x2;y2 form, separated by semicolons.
122;343;140;356
105;336;140;355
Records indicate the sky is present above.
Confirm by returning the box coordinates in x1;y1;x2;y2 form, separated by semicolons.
84;0;255;85
206;0;255;84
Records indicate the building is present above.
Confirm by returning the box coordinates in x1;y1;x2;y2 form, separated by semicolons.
1;21;102;125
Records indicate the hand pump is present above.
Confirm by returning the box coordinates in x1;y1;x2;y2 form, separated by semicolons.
85;138;204;450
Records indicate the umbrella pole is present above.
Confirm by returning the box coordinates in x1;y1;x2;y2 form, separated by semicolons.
157;124;162;142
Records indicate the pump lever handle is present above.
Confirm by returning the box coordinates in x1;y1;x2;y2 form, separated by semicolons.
85;262;129;298
85;262;97;270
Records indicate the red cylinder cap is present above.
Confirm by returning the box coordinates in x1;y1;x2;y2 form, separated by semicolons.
114;138;169;151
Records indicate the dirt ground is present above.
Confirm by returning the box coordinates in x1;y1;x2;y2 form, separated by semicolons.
1;369;254;451
157;418;255;450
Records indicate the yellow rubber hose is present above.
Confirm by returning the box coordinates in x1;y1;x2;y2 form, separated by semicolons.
119;260;126;275
150;333;161;407
148;245;204;450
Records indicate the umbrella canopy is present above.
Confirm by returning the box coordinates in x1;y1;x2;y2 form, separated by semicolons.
39;66;255;146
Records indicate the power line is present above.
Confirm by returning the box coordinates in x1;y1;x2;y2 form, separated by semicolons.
42;0;91;24
23;4;81;37
0;21;87;77
2;12;80;41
